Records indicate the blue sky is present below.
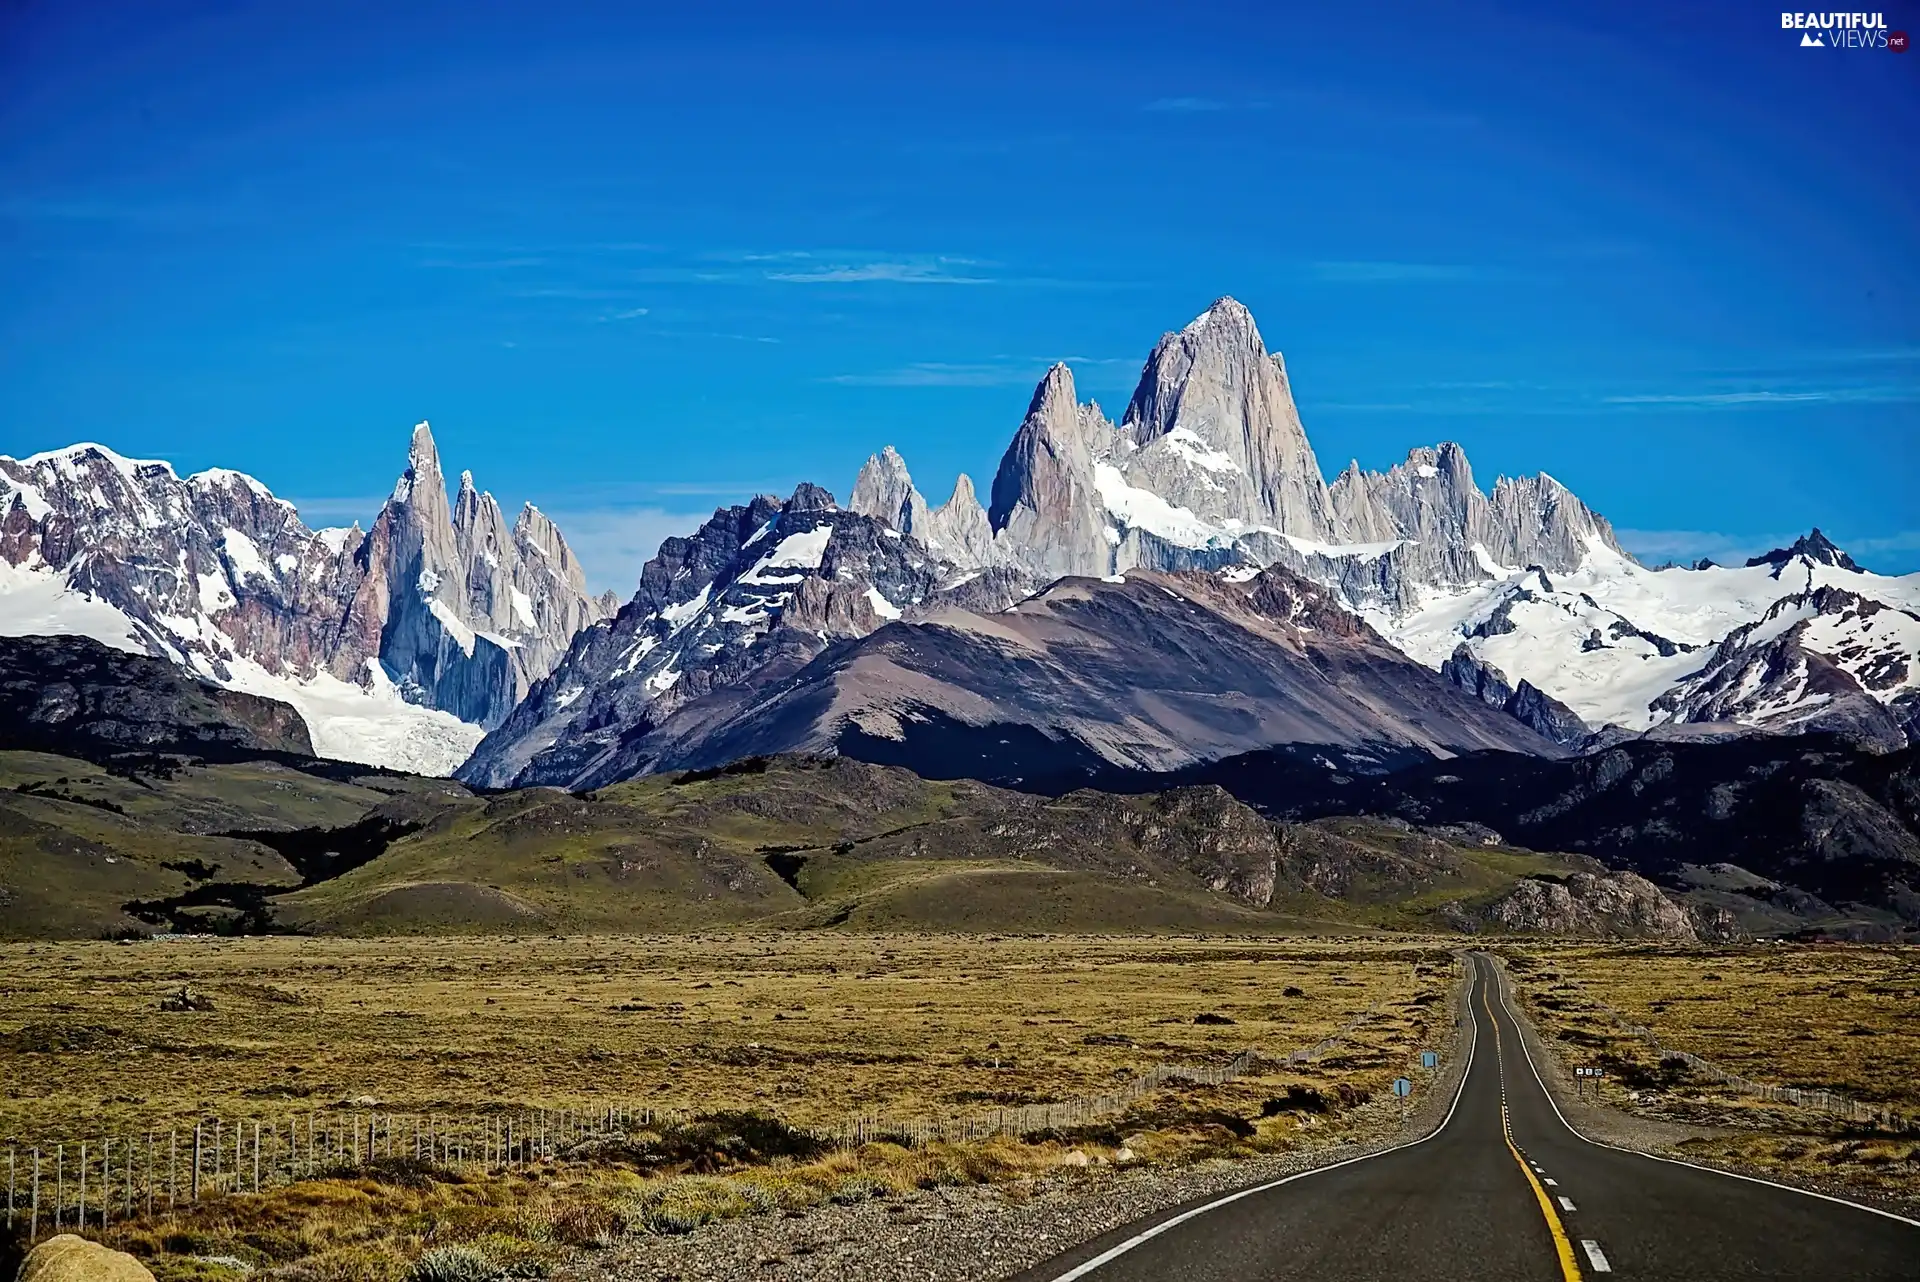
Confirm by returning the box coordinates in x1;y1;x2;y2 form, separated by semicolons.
3;0;1916;590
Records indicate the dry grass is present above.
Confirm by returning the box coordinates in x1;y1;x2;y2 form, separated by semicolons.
69;1114;1346;1282
1;933;1458;1280
1502;943;1920;1197
0;934;1448;1141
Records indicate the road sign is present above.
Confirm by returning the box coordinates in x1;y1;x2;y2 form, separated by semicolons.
1420;1051;1438;1069
1392;1077;1412;1098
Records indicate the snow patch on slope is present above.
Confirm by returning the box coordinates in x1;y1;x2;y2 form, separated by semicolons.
224;655;484;776
0;561;148;652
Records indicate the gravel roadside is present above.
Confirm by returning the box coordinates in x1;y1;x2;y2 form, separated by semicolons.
563;960;1477;1282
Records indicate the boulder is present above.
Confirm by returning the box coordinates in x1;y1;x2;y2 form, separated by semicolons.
17;1235;156;1282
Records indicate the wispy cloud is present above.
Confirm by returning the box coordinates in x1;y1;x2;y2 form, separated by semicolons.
1144;97;1230;113
1603;386;1920;407
1311;261;1486;283
598;307;651;321
767;258;994;285
825;363;1032;387
825;354;1139;388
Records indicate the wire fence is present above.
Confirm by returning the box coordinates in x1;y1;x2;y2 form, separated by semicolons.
1510;966;1916;1133
4;990;1411;1247
1593;1002;1915;1131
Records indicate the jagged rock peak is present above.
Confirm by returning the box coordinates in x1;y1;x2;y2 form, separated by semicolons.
850;445;922;531
1180;295;1261;345
408;420;441;472
1746;528;1861;572
787;481;837;513
1117;297;1340;540
986;362;1114;578
1028;361;1079;416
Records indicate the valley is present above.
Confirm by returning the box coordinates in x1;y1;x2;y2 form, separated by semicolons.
3;934;1913;1282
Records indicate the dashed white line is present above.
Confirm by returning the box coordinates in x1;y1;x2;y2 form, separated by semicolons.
1581;1240;1612;1272
1558;1196;1577;1212
1544;1178;1558;1186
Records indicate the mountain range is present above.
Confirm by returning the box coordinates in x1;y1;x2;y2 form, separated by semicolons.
0;424;610;773
5;298;1917;786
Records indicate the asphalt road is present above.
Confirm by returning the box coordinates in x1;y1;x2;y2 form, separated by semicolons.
1015;953;1918;1282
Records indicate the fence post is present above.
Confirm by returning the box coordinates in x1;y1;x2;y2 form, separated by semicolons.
7;1146;13;1231
77;1142;86;1231
253;1122;261;1193
30;1149;39;1243
101;1138;111;1227
192;1123;202;1201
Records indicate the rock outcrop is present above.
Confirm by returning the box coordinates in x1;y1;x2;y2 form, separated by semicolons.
19;1234;158;1282
1482;870;1701;939
1440;643;1591;745
0;633;315;759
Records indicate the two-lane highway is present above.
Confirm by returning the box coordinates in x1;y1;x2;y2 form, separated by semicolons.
1017;954;1917;1281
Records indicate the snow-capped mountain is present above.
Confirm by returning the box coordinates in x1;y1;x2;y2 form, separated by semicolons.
859;298;1622;604
0;424;609;773
852;297;1920;750
1376;535;1920;747
13;298;1914;784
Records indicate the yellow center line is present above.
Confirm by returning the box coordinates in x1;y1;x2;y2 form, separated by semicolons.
1482;970;1585;1282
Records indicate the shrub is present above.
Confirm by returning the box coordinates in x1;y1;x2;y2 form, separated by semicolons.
548;1200;624;1248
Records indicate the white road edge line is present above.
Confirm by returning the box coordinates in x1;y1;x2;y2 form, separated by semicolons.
1039;973;1482;1282
1488;957;1920;1231
1581;1240;1612;1273
1559;1195;1577;1211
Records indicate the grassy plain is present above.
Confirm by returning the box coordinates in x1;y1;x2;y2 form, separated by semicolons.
1;933;1459;1279
1502;943;1920;1198
1;934;1450;1139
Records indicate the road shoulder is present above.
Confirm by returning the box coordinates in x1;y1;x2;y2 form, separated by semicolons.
567;958;1481;1282
1486;955;1920;1223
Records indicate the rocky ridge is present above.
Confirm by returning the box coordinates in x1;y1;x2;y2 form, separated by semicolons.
459;482;984;788
0;633;315;759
